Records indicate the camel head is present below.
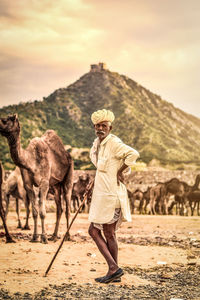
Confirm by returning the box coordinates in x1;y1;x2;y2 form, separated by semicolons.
0;115;20;137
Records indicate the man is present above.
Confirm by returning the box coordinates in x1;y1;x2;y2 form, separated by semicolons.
88;109;139;283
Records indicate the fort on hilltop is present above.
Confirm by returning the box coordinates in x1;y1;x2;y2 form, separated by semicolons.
90;62;107;72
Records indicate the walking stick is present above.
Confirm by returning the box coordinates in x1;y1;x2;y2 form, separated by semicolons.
44;179;94;277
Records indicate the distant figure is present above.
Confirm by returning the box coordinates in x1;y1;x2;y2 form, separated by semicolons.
88;109;139;283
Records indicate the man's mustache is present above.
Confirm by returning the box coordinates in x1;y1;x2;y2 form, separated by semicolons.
96;131;105;135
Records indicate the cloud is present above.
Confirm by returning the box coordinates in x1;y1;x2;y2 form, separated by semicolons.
0;0;200;117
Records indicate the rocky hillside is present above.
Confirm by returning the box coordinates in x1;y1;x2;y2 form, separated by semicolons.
1;63;200;169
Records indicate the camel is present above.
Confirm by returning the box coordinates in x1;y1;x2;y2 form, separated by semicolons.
72;173;90;213
4;167;30;229
127;189;134;214
148;178;186;215
162;175;200;216
0;161;15;243
160;178;186;215
142;187;151;214
127;189;144;214
183;174;200;216
187;190;200;216
149;183;167;215
0;115;74;243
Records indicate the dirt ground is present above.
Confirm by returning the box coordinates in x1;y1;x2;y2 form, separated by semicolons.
1;210;200;299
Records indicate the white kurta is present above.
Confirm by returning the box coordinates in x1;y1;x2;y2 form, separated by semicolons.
89;134;139;224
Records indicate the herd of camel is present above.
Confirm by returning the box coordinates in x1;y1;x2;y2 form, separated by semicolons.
0;114;200;244
127;175;200;217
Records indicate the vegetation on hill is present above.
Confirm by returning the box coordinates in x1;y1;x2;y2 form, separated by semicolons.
1;66;200;170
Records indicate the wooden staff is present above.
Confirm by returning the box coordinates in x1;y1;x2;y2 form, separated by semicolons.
44;179;94;277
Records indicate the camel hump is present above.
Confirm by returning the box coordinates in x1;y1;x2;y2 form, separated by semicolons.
42;130;68;160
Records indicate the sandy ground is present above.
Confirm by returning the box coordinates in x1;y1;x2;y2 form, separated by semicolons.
1;210;200;298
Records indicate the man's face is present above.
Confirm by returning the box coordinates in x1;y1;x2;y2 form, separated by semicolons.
94;121;112;141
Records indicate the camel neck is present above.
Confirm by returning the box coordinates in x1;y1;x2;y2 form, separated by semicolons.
0;163;3;185
193;176;200;190
7;132;28;170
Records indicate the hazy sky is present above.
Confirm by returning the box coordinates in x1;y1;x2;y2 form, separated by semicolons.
0;0;200;117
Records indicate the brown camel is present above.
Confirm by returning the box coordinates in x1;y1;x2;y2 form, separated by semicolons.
128;189;144;214
0;115;74;243
183;174;200;216
4;167;30;229
161;178;186;215
127;189;134;214
0;161;15;243
72;173;90;213
187;190;200;216
162;175;200;216
143;187;151;214
149;183;166;215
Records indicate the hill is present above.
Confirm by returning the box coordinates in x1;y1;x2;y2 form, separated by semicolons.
1;62;200;169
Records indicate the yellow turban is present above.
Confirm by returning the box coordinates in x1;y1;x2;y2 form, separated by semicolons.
91;109;115;125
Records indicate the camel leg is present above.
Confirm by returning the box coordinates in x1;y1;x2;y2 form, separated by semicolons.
157;200;162;215
66;193;71;229
49;185;63;241
73;196;78;212
180;203;184;216
74;196;78;213
16;198;22;228
23;195;31;230
39;179;49;244
197;201;200;216
0;163;15;243
63;184;72;240
191;202;196;216
0;195;15;242
179;202;182;215
25;184;39;242
149;200;153;215
139;199;143;214
191;203;194;216
168;200;175;215
85;194;91;213
71;197;75;213
150;198;155;215
175;202;178;215
82;196;87;213
85;198;90;213
132;203;135;214
62;161;73;240
152;201;156;215
184;199;189;216
163;197;168;215
78;195;82;212
30;194;38;241
149;190;157;215
0;206;15;243
131;198;135;214
5;194;10;220
144;200;148;214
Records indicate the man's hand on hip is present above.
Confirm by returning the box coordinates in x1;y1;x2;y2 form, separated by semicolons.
117;163;128;185
117;170;124;185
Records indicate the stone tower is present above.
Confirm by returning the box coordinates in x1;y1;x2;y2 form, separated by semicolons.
90;62;107;72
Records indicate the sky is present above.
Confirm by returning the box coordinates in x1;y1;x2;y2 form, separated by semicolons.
0;0;200;117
